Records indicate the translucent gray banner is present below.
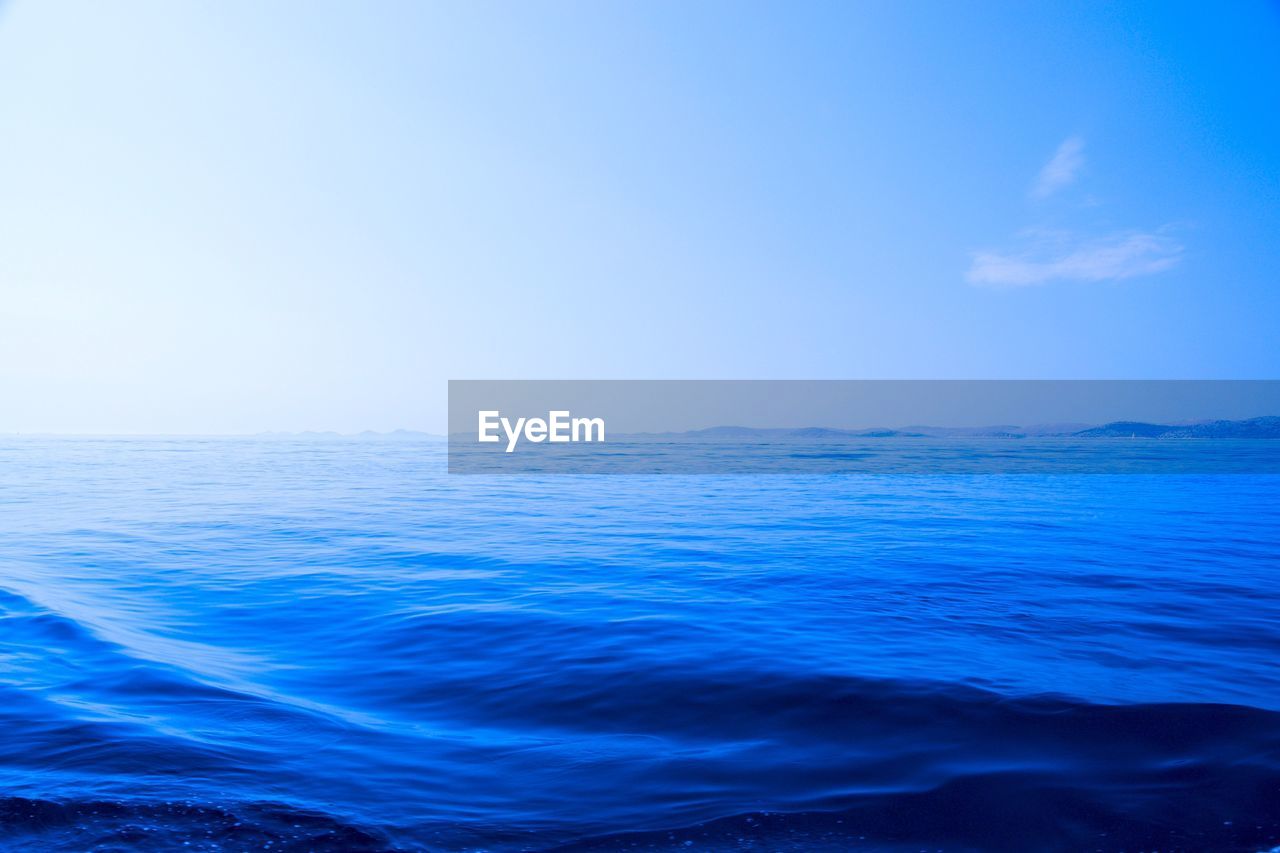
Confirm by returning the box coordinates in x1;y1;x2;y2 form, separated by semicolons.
447;380;1280;474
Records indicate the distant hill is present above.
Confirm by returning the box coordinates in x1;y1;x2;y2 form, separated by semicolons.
1071;421;1175;438
651;417;1280;440
1074;416;1280;439
680;426;926;439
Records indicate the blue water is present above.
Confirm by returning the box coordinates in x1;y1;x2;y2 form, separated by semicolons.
1;438;1279;851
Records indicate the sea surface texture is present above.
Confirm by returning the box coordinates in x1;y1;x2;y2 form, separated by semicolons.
1;438;1278;851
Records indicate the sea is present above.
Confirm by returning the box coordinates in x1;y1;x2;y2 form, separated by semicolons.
1;437;1278;851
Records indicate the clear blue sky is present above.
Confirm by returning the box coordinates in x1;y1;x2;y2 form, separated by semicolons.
2;1;1278;433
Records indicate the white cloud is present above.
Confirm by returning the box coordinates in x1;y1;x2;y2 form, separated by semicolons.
967;136;1185;287
1032;136;1085;199
966;231;1183;287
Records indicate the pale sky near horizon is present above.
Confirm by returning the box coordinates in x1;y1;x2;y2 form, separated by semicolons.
2;1;1278;434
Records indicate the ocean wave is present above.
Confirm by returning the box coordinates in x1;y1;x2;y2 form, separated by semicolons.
555;764;1280;852
0;797;392;852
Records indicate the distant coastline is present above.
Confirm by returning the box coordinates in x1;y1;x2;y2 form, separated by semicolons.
7;417;1280;441
642;416;1280;440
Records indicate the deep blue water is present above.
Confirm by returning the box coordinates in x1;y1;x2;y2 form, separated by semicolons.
1;438;1279;851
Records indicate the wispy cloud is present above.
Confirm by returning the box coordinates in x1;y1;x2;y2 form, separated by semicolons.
1032;135;1085;199
967;230;1183;287
968;135;1184;287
